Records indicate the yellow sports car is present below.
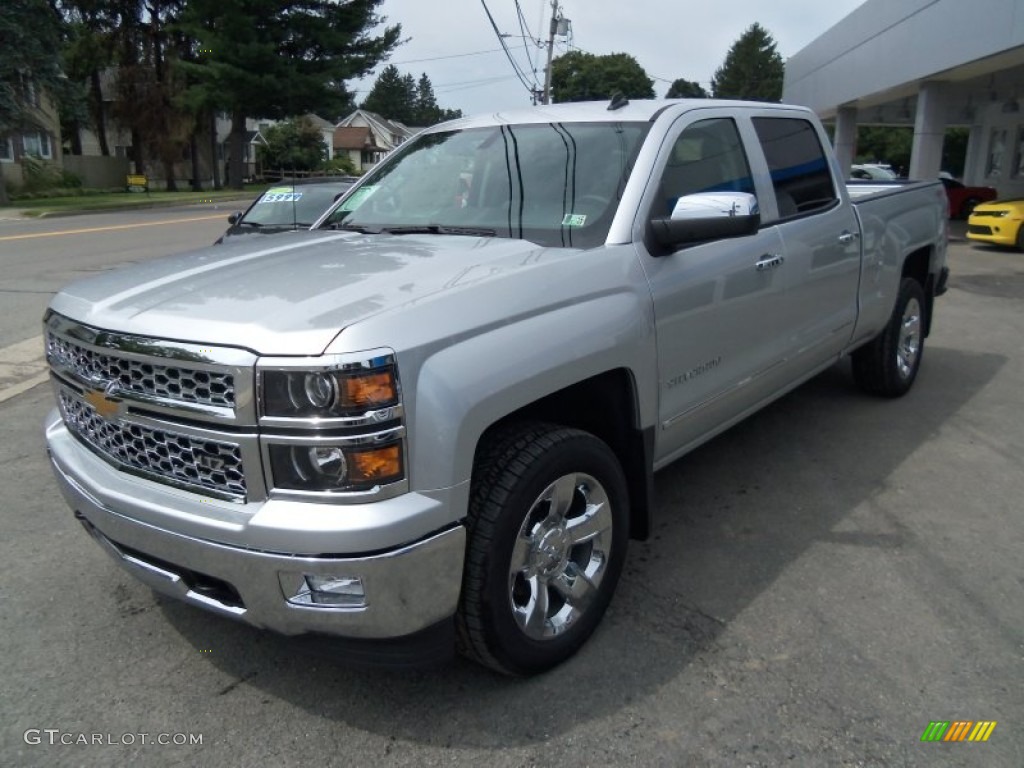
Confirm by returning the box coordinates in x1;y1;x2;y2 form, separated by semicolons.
967;199;1024;249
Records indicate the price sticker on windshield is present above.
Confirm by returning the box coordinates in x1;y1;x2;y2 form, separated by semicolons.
258;188;302;204
338;185;378;211
561;213;587;227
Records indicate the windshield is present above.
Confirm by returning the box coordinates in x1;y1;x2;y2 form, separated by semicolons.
240;183;352;229
322;122;649;249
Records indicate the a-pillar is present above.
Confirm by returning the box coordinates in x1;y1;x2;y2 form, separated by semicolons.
909;81;949;180
833;105;858;176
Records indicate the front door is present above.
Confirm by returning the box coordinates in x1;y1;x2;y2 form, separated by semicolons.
636;114;791;465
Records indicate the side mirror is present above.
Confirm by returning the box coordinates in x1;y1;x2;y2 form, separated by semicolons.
227;212;241;225
650;192;759;251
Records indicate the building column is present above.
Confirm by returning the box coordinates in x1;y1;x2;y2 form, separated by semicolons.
833;105;858;175
963;124;985;185
909;81;948;180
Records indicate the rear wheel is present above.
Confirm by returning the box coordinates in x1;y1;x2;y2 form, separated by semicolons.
456;422;629;675
852;278;926;397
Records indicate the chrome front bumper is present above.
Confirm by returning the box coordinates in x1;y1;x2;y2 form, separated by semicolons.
46;412;466;640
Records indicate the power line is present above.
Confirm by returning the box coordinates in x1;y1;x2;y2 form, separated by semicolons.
479;0;538;98
387;48;506;66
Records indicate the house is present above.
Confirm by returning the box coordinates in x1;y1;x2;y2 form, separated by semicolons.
300;114;336;162
334;109;421;172
1;75;63;191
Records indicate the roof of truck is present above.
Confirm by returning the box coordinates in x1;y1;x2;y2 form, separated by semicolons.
431;99;812;131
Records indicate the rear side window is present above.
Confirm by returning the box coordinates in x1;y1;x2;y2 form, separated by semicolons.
752;117;836;219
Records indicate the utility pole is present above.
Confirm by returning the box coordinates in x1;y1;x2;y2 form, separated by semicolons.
542;0;569;105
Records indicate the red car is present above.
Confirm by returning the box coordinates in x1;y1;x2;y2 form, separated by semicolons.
941;177;997;219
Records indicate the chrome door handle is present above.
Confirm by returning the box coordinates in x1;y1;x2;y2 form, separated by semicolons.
838;230;860;245
755;254;785;271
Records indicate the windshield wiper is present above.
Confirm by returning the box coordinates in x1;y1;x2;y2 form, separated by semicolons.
330;222;383;234
380;225;497;237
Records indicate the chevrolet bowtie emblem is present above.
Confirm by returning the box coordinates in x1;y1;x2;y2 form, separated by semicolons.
84;381;123;420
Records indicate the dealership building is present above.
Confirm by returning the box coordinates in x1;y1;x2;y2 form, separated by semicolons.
783;0;1024;196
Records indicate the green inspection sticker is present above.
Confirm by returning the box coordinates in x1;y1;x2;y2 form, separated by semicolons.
561;213;587;227
339;185;378;211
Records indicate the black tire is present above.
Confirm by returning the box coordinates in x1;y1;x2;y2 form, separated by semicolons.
960;198;979;219
456;422;629;675
851;277;926;397
1015;223;1024;252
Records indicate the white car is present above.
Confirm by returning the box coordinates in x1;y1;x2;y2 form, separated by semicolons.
850;163;898;180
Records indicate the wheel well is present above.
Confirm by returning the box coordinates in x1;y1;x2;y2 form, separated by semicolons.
476;369;653;540
901;246;935;336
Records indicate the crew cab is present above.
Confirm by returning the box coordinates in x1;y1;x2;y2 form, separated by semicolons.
44;99;948;675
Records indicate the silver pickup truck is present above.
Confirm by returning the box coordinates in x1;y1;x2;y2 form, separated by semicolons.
44;99;948;675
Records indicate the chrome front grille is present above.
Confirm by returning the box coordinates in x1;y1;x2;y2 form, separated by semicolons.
47;334;235;409
58;391;247;499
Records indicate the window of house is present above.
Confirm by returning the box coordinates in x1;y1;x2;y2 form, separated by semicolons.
22;132;52;159
0;137;13;162
752;117;837;218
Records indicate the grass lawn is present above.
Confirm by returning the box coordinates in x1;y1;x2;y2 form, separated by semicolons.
7;186;266;217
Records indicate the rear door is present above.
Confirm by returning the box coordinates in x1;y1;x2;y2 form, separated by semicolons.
748;113;862;372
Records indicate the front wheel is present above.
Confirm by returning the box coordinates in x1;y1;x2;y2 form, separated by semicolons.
456;423;629;675
852;277;926;397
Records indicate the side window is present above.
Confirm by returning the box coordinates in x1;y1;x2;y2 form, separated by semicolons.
752;117;836;219
657;118;754;217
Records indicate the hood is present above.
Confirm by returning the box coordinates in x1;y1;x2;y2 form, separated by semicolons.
49;230;559;355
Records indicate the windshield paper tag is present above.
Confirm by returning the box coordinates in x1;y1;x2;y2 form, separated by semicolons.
259;188;302;203
339;185;377;211
562;213;587;227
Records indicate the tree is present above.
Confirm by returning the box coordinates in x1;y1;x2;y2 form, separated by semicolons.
178;0;401;189
362;65;416;123
0;0;72;205
361;67;461;126
412;73;460;125
856;126;913;174
258;117;327;172
550;51;655;103
711;23;784;101
666;78;708;99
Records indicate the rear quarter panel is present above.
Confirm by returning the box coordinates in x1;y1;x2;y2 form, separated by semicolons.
847;181;947;347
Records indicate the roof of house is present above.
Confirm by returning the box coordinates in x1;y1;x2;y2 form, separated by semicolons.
302;114;336;132
332;126;386;151
336;109;417;147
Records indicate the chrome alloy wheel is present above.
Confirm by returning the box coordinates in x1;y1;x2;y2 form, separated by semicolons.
507;472;614;640
897;297;922;379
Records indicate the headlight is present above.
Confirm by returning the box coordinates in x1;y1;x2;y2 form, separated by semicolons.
261;365;400;419
268;441;403;492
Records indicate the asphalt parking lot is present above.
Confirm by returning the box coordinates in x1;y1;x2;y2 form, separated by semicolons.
1;227;1021;767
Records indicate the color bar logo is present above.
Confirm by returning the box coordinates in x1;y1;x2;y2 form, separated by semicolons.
921;721;997;742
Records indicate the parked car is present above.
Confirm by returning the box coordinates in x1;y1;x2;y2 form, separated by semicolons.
966;198;1024;249
850;163;898;180
217;177;358;243
940;177;997;219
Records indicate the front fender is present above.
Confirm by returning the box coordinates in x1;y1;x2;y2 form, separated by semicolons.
409;290;657;495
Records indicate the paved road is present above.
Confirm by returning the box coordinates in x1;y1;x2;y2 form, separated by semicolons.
0;205;234;348
0;228;1021;767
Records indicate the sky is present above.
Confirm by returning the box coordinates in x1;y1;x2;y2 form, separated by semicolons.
349;0;869;118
